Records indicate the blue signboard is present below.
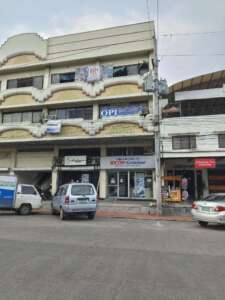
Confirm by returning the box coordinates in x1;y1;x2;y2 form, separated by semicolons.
0;176;17;208
100;103;148;118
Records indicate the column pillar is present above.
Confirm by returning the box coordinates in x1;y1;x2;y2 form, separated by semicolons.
51;147;59;195
202;169;209;198
93;104;99;121
99;146;107;199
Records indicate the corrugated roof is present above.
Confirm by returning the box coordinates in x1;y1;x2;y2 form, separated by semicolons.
169;69;225;93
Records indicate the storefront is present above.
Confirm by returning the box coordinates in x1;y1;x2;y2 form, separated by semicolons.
101;156;155;200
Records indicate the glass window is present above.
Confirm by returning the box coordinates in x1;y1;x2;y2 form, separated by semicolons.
7;76;43;89
22;112;32;122
51;72;75;84
172;136;196;150
113;66;127;77
32;111;42;123
138;62;149;75
107;148;127;156
218;134;225;148
33;76;43;89
21;185;37;195
3;111;42;124
71;185;94;195
7;79;17;89
127;65;139;75
49;107;93;120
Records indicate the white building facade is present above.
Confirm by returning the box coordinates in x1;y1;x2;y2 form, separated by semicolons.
161;70;225;200
0;22;158;201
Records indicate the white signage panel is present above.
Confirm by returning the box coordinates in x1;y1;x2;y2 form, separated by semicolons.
100;156;155;170
64;156;87;166
46;121;61;134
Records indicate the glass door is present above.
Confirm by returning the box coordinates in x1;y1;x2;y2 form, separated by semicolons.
119;172;129;198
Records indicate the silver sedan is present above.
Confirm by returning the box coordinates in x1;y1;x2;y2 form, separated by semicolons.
191;194;225;227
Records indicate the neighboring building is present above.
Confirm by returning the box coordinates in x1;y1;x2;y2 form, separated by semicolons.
161;69;225;200
0;22;157;200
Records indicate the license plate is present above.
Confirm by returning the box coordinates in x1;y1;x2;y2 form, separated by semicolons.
201;207;210;212
77;198;89;201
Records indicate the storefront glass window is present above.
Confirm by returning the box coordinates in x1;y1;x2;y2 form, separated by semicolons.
107;171;153;199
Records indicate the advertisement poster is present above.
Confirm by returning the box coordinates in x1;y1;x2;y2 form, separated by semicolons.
81;174;89;183
135;173;145;198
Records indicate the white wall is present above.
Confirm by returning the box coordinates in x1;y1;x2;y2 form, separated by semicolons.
161;115;225;158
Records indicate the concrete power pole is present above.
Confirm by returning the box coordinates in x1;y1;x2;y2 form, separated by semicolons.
144;32;168;215
153;48;162;216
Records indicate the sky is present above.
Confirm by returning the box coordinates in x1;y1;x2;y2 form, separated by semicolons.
0;0;225;85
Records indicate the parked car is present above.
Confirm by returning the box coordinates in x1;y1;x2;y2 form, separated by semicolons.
0;175;42;215
191;193;225;227
51;183;97;220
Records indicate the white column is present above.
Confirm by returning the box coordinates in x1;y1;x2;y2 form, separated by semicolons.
93;104;99;121
43;68;51;89
202;169;209;198
1;80;7;91
51;147;59;195
99;146;107;199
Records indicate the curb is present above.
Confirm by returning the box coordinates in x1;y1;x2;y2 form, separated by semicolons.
35;209;193;222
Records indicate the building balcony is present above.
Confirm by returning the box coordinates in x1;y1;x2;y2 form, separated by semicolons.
0;114;154;144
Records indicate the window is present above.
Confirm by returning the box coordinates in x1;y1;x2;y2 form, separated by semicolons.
21;185;37;195
7;76;43;89
218;134;225;148
51;72;75;84
71;185;94;195
48;106;93;120
106;146;153;156
172;136;196;150
113;63;149;78
3;111;42;123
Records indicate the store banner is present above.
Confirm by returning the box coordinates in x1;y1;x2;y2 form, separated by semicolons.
101;156;155;170
100;103;147;118
76;64;113;82
194;158;216;169
64;156;87;166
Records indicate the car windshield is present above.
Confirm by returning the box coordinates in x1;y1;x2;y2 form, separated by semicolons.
71;185;94;195
203;195;225;202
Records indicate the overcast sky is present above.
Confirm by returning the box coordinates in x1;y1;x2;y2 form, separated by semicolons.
1;0;225;84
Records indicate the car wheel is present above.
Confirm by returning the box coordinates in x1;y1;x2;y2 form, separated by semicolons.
60;207;66;220
87;212;96;220
198;221;208;227
19;204;32;216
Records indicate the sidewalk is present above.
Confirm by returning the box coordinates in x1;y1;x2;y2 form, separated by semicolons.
37;201;193;222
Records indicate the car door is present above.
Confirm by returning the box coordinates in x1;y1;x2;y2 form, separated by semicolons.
16;185;41;209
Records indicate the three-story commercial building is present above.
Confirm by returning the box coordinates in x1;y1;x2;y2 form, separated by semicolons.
161;69;225;201
0;22;157;200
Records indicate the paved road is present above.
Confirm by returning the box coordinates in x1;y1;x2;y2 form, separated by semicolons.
0;214;224;300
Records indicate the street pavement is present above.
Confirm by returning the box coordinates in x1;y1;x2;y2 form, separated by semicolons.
0;214;224;300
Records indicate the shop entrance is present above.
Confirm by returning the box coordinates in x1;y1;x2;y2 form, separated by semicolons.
166;169;203;201
107;171;153;200
58;171;99;189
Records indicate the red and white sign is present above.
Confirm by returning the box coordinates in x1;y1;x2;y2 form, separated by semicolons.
194;158;216;169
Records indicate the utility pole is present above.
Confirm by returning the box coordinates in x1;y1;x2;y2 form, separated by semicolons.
144;30;168;215
153;38;162;215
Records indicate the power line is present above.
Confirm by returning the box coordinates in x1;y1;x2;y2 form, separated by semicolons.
160;29;225;37
159;53;225;57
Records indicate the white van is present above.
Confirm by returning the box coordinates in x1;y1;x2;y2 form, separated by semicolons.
15;184;42;215
51;183;97;220
0;175;42;215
